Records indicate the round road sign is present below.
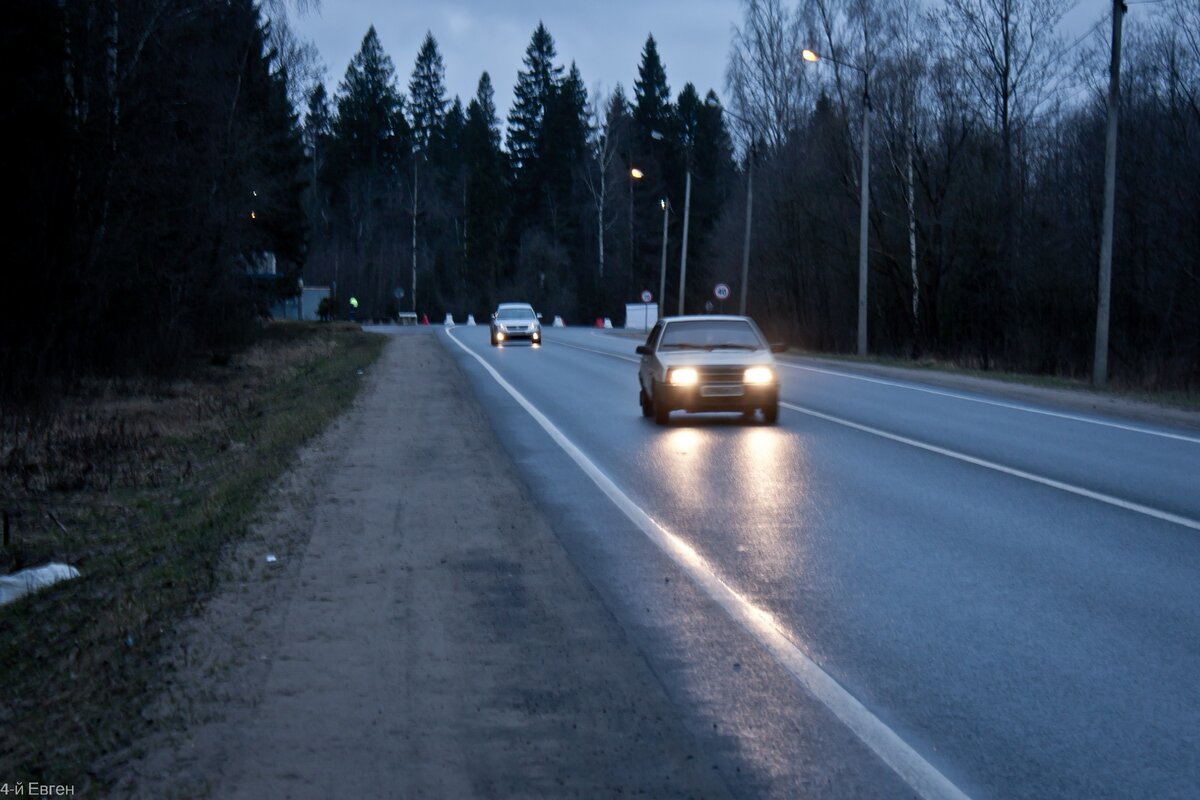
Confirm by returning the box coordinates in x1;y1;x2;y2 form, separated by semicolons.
641;290;653;303
714;283;730;301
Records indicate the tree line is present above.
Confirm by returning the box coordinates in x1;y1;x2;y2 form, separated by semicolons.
3;0;307;400
302;23;736;327
721;0;1199;388
4;0;1197;398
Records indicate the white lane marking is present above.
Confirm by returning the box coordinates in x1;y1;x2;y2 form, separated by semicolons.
444;327;971;800
549;338;640;363
547;340;1198;528
778;361;1200;444
781;400;1200;531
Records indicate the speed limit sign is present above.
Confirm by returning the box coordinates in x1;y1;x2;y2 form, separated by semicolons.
714;283;730;301
641;289;653;303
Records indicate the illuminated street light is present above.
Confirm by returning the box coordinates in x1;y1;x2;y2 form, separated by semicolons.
803;46;872;356
630;167;645;180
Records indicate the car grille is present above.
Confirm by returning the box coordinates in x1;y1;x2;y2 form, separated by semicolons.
696;366;744;383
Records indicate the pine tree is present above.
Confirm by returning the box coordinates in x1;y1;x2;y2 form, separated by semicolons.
408;32;447;156
507;22;564;172
634;34;672;137
333;26;406;173
464;73;508;304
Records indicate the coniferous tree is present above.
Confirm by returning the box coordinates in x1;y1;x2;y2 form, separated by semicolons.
332;27;407;174
408;32;448;156
464;74;507;309
634;34;673;137
507;22;564;173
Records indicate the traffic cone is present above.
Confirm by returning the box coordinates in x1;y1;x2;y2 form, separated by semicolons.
421;314;430;325
595;318;604;328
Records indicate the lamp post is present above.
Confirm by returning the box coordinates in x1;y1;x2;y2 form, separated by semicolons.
707;97;756;317
659;198;670;320
648;128;696;316
803;48;871;356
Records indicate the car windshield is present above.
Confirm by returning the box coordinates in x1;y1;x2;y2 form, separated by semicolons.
659;320;763;351
496;307;536;320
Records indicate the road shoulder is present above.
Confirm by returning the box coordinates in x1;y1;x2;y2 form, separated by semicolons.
113;329;730;798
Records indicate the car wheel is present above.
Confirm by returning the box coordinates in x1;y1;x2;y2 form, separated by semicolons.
653;383;671;425
490;332;497;346
639;387;652;417
762;400;779;425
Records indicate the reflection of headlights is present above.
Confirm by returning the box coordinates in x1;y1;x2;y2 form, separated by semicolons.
669;368;699;386
744;367;775;384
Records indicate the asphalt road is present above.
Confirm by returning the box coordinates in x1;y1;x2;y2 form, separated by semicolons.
440;323;1200;800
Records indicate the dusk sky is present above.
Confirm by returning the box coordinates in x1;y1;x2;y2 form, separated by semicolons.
291;1;1110;124
292;1;743;120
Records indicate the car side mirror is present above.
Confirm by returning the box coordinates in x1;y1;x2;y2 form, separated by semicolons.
636;345;650;355
491;312;496;320
536;312;543;320
770;342;787;353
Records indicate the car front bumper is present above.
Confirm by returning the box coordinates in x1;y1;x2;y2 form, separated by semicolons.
657;382;778;413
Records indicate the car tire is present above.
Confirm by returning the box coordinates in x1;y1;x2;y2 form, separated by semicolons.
639;387;652;417
762;400;779;425
490;332;497;346
653;383;671;425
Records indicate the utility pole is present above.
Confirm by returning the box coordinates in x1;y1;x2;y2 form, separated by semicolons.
677;169;692;316
857;79;872;356
412;159;419;312
739;144;755;316
1093;0;1125;387
658;199;669;320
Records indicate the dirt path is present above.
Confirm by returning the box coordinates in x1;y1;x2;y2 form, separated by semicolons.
115;330;729;798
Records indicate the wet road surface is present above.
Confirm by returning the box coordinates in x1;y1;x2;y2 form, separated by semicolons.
442;324;1200;800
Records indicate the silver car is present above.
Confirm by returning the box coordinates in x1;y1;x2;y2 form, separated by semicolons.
636;315;785;425
490;302;542;346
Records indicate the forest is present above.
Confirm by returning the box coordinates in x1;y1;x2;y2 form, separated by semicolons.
3;0;1198;397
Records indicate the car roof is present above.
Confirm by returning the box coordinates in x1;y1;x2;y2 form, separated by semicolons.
660;315;754;324
496;302;534;309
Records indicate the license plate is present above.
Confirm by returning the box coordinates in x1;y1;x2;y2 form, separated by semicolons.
701;385;743;397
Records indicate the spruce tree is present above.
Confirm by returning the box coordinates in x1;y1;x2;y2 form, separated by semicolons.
408;32;447;156
507;22;564;172
634;34;672;137
333;26;406;173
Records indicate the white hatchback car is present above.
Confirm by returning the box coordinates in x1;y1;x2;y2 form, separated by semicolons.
637;315;785;424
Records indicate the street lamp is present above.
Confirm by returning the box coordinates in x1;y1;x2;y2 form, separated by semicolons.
707;97;756;317
803;47;872;356
658;198;670;320
652;129;693;316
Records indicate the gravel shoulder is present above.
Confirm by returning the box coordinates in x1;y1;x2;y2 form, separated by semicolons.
115;330;730;799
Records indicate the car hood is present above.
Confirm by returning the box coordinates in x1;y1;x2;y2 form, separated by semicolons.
656;349;775;368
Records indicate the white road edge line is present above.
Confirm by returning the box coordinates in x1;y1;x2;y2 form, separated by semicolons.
444;327;971;800
778;361;1200;444
781;401;1200;531
547;335;1198;530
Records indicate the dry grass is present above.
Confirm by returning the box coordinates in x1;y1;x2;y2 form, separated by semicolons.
0;321;385;790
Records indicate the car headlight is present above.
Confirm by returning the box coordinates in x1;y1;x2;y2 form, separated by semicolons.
496;331;506;341
668;368;699;386
744;366;775;384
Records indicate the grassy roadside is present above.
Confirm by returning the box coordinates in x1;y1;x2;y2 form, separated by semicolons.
0;322;385;789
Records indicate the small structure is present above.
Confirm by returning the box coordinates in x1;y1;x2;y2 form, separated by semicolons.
443;313;455;326
624;303;658;331
553;315;565;327
466;314;477;326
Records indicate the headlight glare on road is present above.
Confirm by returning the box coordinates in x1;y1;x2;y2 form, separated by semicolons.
669;368;699;386
744;367;775;385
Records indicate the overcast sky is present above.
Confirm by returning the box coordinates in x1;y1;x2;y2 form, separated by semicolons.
291;0;742;119
291;0;1110;124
